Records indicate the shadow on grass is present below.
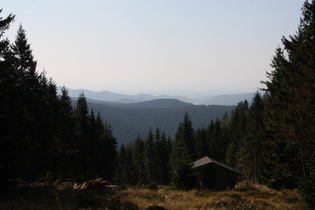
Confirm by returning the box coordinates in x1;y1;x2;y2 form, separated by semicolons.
0;185;139;209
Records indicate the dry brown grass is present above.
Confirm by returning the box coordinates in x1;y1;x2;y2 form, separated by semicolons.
1;181;303;209
115;182;303;210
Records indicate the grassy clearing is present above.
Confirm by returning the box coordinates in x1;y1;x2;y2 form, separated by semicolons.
0;182;303;209
117;182;303;210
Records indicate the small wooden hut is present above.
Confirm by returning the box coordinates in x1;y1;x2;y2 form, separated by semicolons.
193;156;242;189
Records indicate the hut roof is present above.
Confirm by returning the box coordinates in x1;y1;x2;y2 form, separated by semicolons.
193;156;242;175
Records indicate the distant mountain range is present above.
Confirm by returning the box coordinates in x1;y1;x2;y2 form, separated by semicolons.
58;87;257;105
58;87;259;144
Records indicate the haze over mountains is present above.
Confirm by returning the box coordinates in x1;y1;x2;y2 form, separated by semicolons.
57;87;257;144
58;87;257;106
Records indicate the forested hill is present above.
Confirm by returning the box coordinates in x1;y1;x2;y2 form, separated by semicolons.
74;98;194;109
83;98;235;145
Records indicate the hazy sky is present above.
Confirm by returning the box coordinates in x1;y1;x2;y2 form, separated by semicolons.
2;0;305;95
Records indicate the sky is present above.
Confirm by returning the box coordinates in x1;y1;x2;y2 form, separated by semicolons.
2;0;305;96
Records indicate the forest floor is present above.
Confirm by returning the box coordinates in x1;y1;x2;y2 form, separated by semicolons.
0;181;304;209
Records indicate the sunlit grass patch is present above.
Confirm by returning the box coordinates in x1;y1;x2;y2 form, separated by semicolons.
118;182;303;209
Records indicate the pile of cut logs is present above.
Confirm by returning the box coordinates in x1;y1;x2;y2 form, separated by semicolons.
71;178;117;190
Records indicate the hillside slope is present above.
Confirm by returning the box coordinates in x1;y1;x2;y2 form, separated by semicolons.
86;99;234;145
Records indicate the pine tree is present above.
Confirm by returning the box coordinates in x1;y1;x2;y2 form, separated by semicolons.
132;135;145;184
262;0;315;189
170;113;196;189
153;128;162;183
155;128;171;185
144;128;157;183
85;110;117;180
93;111;104;178
73;92;91;179
238;91;265;183
10;23;49;180
44;79;59;177
225;101;249;167
116;144;127;184
57;87;75;180
103;122;117;180
88;109;98;175
177;112;195;159
115;144;132;185
11;25;39;143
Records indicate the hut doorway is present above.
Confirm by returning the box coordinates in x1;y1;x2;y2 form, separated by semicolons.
204;166;216;188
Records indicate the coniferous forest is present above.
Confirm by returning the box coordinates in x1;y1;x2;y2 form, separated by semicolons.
0;0;315;208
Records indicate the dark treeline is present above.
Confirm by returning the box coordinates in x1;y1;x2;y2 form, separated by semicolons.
114;100;256;188
115;128;172;186
0;14;117;184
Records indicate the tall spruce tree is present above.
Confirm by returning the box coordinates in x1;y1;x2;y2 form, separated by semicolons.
132;135;145;184
11;25;39;146
102;122;117;180
93;111;105;178
155;128;171;185
170;112;196;189
43;79;59;177
10;23;50;180
144;128;157;183
238;91;265;183
262;0;315;190
225;101;249;167
88;109;99;175
90;109;117;180
57;87;75;180
73;92;91;179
